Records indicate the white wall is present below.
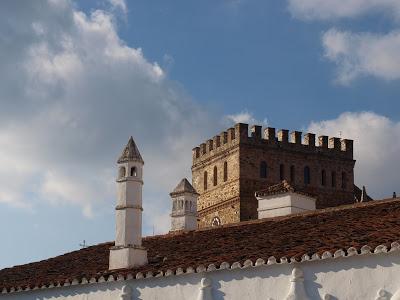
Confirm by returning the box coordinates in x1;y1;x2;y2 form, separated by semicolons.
2;251;400;300
258;192;316;218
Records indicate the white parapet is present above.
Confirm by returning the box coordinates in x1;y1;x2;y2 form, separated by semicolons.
257;191;316;219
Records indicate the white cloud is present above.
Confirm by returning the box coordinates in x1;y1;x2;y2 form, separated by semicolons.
288;0;400;21
322;28;400;84
224;110;268;126
0;0;216;227
108;0;127;14
308;112;400;198
287;0;400;84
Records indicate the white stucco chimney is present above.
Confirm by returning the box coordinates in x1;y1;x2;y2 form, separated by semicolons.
109;137;148;270
170;178;198;232
256;180;316;219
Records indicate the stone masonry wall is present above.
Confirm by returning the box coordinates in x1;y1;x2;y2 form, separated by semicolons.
192;137;241;228
239;142;355;221
192;123;356;227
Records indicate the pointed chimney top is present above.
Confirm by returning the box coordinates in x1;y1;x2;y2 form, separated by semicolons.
170;178;198;196
361;186;367;202
117;136;144;164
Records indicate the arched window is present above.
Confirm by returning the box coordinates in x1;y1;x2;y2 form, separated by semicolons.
211;216;221;227
118;166;126;179
341;172;347;189
260;161;267;178
280;164;285;181
130;167;137;177
331;171;336;188
185;200;189;211
223;161;228;182
172;200;177;210
213;166;218;186
290;165;295;183
304;166;311;185
321;170;326;186
204;171;208;191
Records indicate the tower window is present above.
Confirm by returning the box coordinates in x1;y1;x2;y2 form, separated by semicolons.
321;170;326;186
280;164;285;181
211;216;221;227
213;166;218;186
304;166;311;185
118;166;126;179
260;161;267;178
290;165;295;183
130;167;137;177
332;171;336;188
223;161;228;182
204;171;208;191
341;172;347;189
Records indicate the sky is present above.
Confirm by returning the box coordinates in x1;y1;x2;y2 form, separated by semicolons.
0;0;400;269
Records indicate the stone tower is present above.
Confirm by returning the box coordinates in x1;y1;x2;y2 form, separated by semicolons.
192;123;357;228
109;137;147;270
170;178;198;231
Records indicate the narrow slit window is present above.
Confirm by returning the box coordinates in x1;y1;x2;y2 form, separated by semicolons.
341;172;347;189
260;161;267;178
304;166;311;185
321;170;326;186
204;171;208;191
223;161;228;182
213;166;218;186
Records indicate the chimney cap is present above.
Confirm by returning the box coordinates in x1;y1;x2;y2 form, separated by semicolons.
170;178;198;196
117;136;144;164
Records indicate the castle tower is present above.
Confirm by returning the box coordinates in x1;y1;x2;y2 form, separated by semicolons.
170;178;198;232
109;137;148;270
192;123;358;228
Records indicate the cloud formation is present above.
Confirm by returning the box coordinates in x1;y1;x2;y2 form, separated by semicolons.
0;0;216;231
322;29;400;84
224;110;268;127
287;0;400;84
288;0;400;21
308;112;400;198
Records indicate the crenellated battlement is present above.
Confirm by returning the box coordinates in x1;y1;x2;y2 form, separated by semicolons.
192;123;354;165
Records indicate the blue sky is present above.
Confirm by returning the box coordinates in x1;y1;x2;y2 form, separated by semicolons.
0;0;400;269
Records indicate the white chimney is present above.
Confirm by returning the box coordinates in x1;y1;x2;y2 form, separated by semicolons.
109;137;147;270
170;178;198;232
256;180;316;219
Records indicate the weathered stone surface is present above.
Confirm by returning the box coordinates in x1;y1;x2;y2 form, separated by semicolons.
192;123;356;228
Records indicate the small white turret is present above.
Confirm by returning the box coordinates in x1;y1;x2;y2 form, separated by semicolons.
109;137;148;270
170;178;198;232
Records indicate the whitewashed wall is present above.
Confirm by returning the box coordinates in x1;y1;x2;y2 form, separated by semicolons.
2;251;400;300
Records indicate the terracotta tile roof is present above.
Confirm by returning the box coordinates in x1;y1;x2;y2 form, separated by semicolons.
1;198;400;290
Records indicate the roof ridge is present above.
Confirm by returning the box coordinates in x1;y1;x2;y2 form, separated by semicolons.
157;198;400;235
2;197;400;292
